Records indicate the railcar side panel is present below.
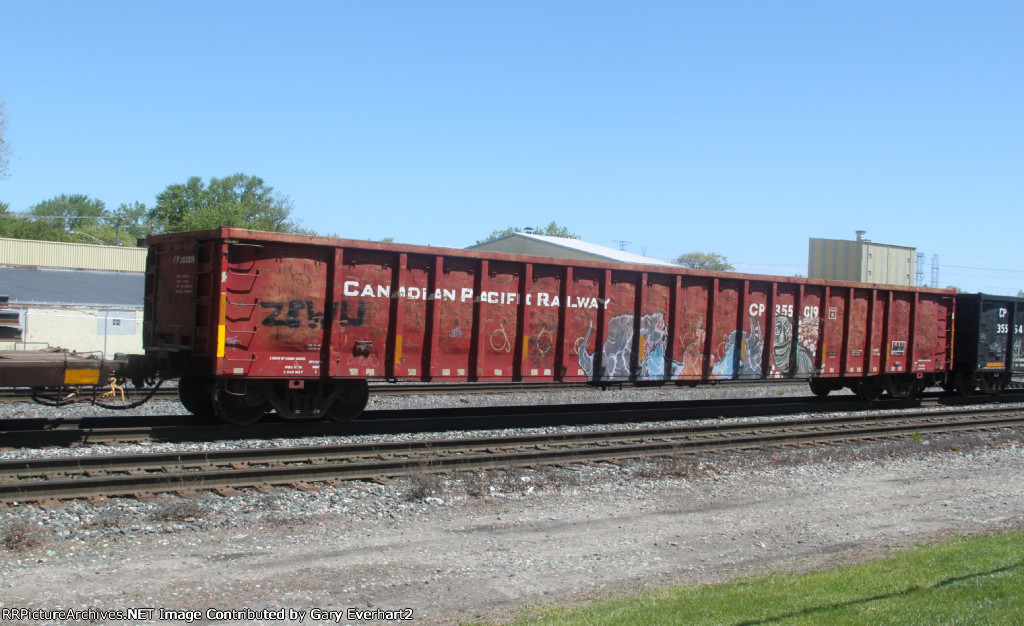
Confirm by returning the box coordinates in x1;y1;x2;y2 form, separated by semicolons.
1015;306;1024;373
845;289;871;376
439;257;477;380
740;281;769;380
394;254;431;379
642;273;674;381
769;283;803;378
220;242;331;379
674;276;710;380
798;287;823;375
868;291;886;375
565;267;601;380
142;229;956;393
594;270;632;381
331;248;394;379
913;294;951;373
524;264;562;379
477;259;524;380
821;289;845;376
885;293;912;374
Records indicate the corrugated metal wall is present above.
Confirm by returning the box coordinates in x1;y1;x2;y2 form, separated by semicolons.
809;238;916;286
862;243;915;286
0;238;146;272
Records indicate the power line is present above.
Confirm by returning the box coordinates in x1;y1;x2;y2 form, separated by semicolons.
943;264;1024;273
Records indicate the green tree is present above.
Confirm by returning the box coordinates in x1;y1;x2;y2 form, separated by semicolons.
675;251;734;271
0;197;152;245
150;173;305;233
28;194;111;243
478;220;579;244
109;201;158;245
0;202;13;237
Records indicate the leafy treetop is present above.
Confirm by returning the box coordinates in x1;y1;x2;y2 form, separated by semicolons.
674;251;734;271
478;221;579;244
0;195;157;245
149;173;307;234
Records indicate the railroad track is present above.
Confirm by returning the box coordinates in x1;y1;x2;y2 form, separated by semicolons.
0;378;833;405
4;392;1022;448
0;381;585;404
3;378;1021;407
2;405;1022;503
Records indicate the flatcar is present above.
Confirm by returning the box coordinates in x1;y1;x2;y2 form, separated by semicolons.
1;229;1018;424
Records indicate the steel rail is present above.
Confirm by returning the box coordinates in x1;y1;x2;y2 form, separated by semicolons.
1;406;1022;503
3;391;1022;448
0;379;809;405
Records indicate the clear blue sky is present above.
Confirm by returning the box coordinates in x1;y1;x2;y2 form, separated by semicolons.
2;2;1021;294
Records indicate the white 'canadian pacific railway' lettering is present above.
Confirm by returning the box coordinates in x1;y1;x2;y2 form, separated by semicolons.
340;280;609;309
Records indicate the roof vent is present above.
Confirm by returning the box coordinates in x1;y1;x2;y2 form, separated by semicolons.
855;230;868;242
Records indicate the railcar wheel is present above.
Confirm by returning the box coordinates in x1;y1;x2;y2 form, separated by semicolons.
177;376;215;420
855;377;883;401
955;371;977;398
327;380;370;423
980;372;1009;395
213;380;267;425
884;375;922;400
808;378;833;397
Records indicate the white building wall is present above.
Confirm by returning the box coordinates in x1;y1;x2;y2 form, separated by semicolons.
14;306;142;358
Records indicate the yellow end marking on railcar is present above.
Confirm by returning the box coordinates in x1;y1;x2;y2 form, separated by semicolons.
523;336;530;364
217;292;227;358
395;335;403;363
986;362;1005;368
639;335;646;360
217;324;226;358
65;368;100;385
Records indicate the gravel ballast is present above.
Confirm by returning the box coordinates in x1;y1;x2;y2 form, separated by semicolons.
2;385;1023;624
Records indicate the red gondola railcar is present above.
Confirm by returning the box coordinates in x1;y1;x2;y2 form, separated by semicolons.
142;229;956;424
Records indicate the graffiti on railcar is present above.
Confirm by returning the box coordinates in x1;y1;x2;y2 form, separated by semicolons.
770;315;815;376
576;312;712;381
527;325;555;368
672;317;706;378
797;311;820;363
710;316;764;378
490;323;513;353
260;300;365;328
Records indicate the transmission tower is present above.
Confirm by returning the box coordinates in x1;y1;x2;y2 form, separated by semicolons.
613;240;632;251
915;252;925;286
930;254;940;288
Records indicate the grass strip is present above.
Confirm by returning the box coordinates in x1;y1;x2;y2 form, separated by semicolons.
507;531;1024;625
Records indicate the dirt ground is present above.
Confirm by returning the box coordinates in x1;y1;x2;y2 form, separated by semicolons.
2;434;1024;625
